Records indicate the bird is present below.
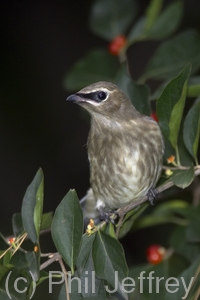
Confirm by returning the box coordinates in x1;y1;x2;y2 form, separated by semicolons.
67;81;164;221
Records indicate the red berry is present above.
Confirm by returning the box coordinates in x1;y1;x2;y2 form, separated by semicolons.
108;35;127;56
146;244;166;264
150;112;158;122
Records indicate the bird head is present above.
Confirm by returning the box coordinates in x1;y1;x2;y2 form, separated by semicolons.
66;81;139;121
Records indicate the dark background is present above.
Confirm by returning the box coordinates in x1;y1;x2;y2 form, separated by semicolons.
0;0;200;299
1;0;199;235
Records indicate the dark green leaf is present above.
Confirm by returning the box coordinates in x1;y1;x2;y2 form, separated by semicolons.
118;204;148;238
63;49;119;91
129;253;189;299
128;17;146;42
146;1;183;39
187;77;200;97
186;219;200;243
165;255;200;300
89;0;138;40
183;98;200;165
58;272;83;300
92;230;128;299
0;267;32;300
105;223;116;239
41;212;53;231
12;214;24;237
116;65;150;116
21;169;44;244
144;0;163;31
172;165;194;189
76;234;96;276
51;190;83;274
142;30;200;81
76;234;106;298
170;226;200;263
10;251;40;282
157;64;191;151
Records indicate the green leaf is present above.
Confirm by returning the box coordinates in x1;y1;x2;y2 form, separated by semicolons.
145;0;163;31
172;165;194;189
76;234;96;276
58;271;83;300
89;0;138;40
127;17;146;42
170;226;200;263
92;230;128;299
157;64;191;153
118;204;148;238
0;267;32;300
10;251;40;282
183;98;200;164
63;49;119;91
187;77;200;97
116;65;150;116
41;212;53;231
186;219;200;243
142;30;200;81
165;255;200;300
51;190;83;274
12;213;24;236
21;169;44;244
146;1;183;40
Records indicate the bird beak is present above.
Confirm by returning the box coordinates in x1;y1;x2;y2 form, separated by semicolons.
66;94;85;103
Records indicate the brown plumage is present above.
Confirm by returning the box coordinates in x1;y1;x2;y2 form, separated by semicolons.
67;81;164;218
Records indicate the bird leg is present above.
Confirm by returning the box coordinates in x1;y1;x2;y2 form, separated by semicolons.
147;188;159;205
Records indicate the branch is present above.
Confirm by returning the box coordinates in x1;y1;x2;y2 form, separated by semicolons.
117;167;200;217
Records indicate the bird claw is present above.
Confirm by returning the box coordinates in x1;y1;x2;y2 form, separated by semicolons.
147;188;159;205
99;209;119;224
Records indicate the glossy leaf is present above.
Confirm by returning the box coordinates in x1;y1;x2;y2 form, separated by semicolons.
92;230;128;299
76;234;96;276
116;65;150;116
89;0;138;40
21;169;44;244
118;204;148;238
63;49;119;91
10;251;40;282
145;0;163;31
41;212;53;231
142;30;200;81
172;165;194;189
76;233;106;298
146;1;183;39
183;98;200;164
157;64;191;151
51;190;83;274
0;267;32;300
58;271;83;300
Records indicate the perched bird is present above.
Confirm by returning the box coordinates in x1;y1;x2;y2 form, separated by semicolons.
67;81;164;220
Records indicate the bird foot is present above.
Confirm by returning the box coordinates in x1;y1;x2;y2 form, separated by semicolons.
99;208;119;224
147;188;159;205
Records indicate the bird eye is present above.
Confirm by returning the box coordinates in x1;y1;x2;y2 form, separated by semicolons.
97;91;107;101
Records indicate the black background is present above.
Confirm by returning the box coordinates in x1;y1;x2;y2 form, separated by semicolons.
0;1;200;298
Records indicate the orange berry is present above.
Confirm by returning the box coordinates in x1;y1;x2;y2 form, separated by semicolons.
146;244;166;265
167;155;175;164
108;35;127;56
